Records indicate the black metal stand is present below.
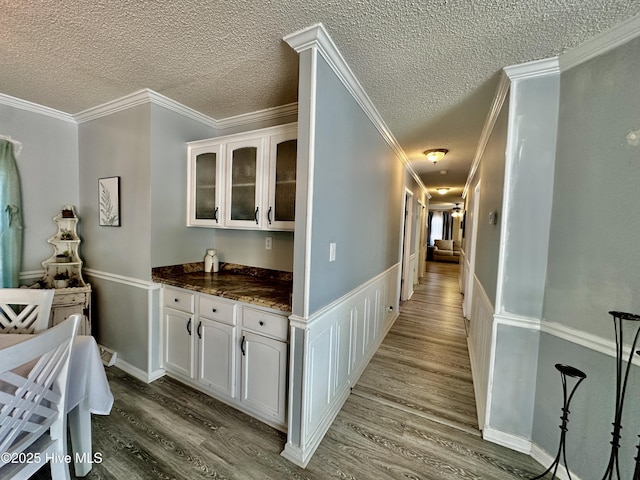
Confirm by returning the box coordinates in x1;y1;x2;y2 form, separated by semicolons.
601;311;640;480
532;363;586;480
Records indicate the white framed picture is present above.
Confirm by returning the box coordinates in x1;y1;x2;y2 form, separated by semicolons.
98;176;120;226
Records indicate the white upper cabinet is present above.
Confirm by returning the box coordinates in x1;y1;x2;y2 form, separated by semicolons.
265;131;297;231
225;136;266;228
186;123;297;231
187;143;224;226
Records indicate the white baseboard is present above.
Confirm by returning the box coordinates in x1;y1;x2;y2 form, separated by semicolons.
530;442;580;480
114;358;164;384
483;426;532;454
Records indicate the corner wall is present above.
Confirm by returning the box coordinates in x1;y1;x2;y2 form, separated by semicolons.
534;34;640;479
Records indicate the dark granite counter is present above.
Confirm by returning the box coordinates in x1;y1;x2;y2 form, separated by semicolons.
152;262;293;312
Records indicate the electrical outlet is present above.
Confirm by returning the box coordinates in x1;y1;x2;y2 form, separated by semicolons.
265;236;273;250
329;242;337;262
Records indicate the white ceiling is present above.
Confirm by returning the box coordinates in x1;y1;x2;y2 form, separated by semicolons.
3;1;639;206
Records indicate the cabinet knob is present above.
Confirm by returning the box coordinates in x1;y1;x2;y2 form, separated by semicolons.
212;308;217;313
174;298;179;303
259;320;264;326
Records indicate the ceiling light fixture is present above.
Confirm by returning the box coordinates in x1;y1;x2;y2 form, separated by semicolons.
436;187;449;195
423;148;449;164
452;203;463;218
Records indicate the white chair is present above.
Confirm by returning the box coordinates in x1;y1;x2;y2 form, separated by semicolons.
0;289;55;333
0;314;80;480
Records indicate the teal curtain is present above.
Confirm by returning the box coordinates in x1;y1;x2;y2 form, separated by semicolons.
0;140;23;287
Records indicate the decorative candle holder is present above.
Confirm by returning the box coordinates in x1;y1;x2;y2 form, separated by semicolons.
531;363;586;480
601;311;640;480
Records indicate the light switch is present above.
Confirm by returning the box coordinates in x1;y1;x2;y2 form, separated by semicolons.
265;236;273;250
329;242;336;262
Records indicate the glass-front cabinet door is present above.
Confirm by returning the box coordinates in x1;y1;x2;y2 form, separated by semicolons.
266;130;297;231
187;143;224;226
225;137;265;228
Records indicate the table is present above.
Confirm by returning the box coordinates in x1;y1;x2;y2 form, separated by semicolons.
0;334;114;476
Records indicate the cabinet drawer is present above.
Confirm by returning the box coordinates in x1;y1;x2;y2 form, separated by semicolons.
163;288;195;313
52;291;89;306
242;308;288;341
199;295;237;325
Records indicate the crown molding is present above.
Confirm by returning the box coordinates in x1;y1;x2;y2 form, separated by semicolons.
503;57;560;80
560;12;640;72
216;102;298;130
463;71;511;198
284;23;427;194
74;89;219;128
0;92;75;123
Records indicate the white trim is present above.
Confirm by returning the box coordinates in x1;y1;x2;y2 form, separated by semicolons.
0;92;76;123
530;442;579;480
560;12;640;72
114;357;165;384
217;102;298;130
83;268;160;290
463;73;510;199
287;263;401;328
284;23;427;195
19;270;44;282
494;312;541;330
542;319;640;367
74;89;218;128
503;57;560;80
482;426;531;454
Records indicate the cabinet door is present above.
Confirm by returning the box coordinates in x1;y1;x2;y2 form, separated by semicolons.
240;331;287;425
164;308;195;378
225;137;265;228
265;132;297;231
187;144;224;226
198;319;237;398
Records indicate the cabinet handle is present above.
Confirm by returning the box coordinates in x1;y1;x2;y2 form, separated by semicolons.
197;321;202;339
267;206;272;225
186;318;192;336
213;207;219;223
254;207;259;224
241;335;246;356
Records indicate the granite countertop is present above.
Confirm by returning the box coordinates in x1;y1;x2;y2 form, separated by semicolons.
152;262;293;312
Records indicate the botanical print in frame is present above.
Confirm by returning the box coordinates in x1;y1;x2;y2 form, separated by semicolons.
98;176;120;226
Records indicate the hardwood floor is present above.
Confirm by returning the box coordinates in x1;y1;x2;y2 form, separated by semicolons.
43;261;546;479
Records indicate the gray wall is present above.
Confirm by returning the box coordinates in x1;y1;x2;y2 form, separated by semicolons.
471;96;509;305
544;35;640;338
307;55;406;314
500;73;559;318
149;103;216;267
534;35;640;478
79;104;152;279
0;104;79;274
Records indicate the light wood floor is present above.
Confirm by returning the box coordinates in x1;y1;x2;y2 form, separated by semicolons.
42;261;547;479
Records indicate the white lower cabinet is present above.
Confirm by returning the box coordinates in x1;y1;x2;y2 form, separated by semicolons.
198;318;237;398
164;308;195;379
240;330;288;425
162;286;289;430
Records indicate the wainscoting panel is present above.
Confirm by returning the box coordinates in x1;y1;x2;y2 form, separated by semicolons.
467;274;495;431
283;264;400;467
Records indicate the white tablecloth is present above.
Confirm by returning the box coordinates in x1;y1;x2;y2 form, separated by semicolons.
0;333;113;476
0;334;114;415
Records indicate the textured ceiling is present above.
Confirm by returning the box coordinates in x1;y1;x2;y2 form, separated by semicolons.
3;0;639;205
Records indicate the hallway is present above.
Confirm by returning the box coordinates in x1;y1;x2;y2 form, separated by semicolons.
58;261;546;479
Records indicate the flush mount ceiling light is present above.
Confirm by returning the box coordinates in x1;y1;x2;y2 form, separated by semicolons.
423;148;449;164
436;187;449;195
